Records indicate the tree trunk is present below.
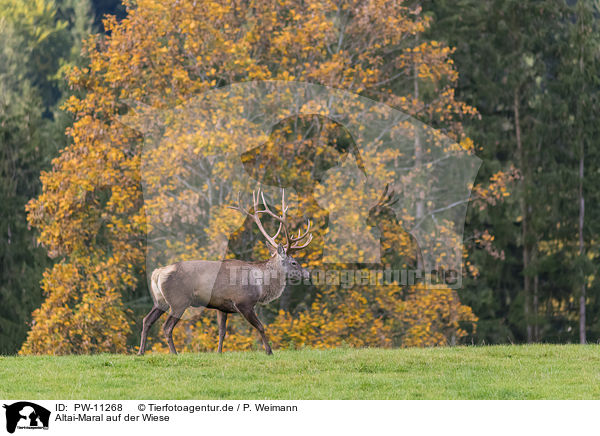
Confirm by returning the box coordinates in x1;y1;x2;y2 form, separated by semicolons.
414;43;424;272
514;89;532;343
577;35;586;345
578;149;586;344
533;272;539;341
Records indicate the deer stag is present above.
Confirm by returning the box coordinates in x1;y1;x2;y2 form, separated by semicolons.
138;188;312;355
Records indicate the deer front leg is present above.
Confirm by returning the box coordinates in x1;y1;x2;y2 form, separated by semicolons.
217;310;228;353
238;304;273;355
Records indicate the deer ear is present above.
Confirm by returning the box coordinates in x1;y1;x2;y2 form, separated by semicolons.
277;243;286;257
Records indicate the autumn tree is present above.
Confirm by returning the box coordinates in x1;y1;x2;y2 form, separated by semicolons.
22;0;508;354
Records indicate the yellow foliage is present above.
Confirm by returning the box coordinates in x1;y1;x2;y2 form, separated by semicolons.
23;0;495;354
20;260;131;355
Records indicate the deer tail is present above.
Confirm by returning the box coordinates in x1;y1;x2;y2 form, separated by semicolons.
150;267;168;309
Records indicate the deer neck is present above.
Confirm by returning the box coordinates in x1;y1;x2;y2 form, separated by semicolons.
256;256;287;304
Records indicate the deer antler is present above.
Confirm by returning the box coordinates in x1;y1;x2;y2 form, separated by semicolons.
228;187;313;254
286;218;312;254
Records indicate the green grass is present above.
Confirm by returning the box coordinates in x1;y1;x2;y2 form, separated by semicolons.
1;345;599;399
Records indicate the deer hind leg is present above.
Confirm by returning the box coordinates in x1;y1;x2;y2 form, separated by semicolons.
217;310;228;353
138;305;165;355
238;305;273;355
162;310;184;354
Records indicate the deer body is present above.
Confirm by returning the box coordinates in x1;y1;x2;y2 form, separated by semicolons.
138;188;312;356
150;257;291;314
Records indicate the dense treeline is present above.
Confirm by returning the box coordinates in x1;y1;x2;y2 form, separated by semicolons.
424;0;600;344
0;0;95;353
0;0;121;353
0;0;598;354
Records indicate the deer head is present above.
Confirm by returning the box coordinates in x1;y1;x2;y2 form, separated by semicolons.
229;187;313;281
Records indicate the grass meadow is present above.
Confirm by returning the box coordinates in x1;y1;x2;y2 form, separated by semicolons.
1;345;599;399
